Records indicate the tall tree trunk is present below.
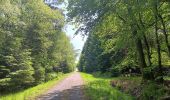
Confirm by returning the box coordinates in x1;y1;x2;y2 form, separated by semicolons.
143;35;152;66
127;4;147;80
154;2;163;83
133;30;147;80
158;14;170;57
139;13;152;66
136;38;147;69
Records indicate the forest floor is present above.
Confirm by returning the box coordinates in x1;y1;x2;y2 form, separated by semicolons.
37;72;85;100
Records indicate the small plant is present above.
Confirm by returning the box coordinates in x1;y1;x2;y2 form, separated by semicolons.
140;82;165;100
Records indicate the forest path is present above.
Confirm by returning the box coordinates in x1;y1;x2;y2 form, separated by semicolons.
37;72;85;100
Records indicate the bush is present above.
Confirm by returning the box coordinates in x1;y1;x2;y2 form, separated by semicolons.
33;67;45;85
45;72;58;81
92;72;102;77
0;66;10;78
142;67;155;80
10;70;34;88
140;82;165;100
111;67;120;77
0;78;11;92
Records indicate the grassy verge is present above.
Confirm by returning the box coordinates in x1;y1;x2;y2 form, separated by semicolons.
0;73;71;100
80;72;134;100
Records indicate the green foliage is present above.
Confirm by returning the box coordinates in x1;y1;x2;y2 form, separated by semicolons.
0;0;75;93
10;70;34;87
110;67;120;77
45;72;58;81
141;82;165;100
0;78;11;92
68;0;170;83
68;1;170;98
77;33;103;72
0;73;69;100
0;66;10;78
33;67;45;85
51;32;76;73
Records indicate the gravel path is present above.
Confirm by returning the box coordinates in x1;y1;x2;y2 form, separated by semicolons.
37;72;85;100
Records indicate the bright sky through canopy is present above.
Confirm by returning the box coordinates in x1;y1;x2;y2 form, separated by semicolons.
64;25;86;52
45;0;87;60
60;1;87;61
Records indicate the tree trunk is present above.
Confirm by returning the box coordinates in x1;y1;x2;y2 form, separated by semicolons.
136;38;147;69
143;35;152;66
139;13;152;66
128;5;147;80
132;30;147;80
154;2;163;83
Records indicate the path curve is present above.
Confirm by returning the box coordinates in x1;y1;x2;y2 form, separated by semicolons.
37;72;85;100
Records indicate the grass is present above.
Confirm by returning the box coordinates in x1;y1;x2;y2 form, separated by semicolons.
0;73;71;100
80;72;135;100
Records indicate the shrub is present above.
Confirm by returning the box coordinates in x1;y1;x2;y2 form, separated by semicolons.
0;78;11;92
0;66;10;78
140;82;165;100
45;72;58;81
33;67;45;85
10;70;34;88
111;67;120;77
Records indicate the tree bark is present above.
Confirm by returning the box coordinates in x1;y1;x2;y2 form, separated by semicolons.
154;2;163;83
127;4;147;80
132;30;147;80
138;13;152;66
143;35;152;66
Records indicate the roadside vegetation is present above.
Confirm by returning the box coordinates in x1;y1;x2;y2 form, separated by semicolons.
81;72;170;100
110;76;170;99
0;73;70;100
81;72;134;100
0;0;75;96
0;0;170;99
68;0;170;99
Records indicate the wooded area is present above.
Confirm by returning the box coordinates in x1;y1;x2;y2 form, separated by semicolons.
67;0;170;99
0;0;170;99
0;0;75;93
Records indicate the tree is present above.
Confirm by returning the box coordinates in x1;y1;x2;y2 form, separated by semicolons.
77;33;103;72
67;0;170;82
0;0;76;92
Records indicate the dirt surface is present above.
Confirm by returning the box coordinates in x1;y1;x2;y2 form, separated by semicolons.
37;72;85;100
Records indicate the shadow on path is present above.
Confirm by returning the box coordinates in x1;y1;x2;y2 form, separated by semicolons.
38;85;84;100
37;72;85;100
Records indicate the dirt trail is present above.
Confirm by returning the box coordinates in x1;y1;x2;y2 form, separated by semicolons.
37;72;85;100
